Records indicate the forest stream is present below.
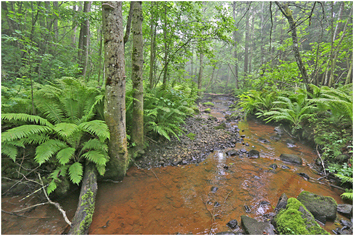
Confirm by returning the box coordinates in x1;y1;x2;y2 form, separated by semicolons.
1;95;349;235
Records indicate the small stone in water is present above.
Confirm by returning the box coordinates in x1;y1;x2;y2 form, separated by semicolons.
211;186;218;193
226;219;238;229
281;165;290;169
214;202;221;207
244;205;251;213
269;164;277;170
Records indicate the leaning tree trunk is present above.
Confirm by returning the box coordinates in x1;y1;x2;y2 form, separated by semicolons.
103;1;128;181
131;1;144;153
275;1;309;86
68;162;97;235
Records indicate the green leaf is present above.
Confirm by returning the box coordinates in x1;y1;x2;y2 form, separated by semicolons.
79;120;110;141
82;139;108;152
69;162;83;185
56;147;76;165
53;123;78;138
1;144;18;162
82;150;108;166
1;113;53;127
47;180;57;195
35;139;67;165
2;125;52;142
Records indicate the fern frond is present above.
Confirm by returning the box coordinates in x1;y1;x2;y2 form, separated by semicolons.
35;139;68;165
335;174;353;183
2;125;52;142
68;162;83;185
2;113;53;127
82;139;108;152
47;180;57;195
33;96;64;124
82;150;108;166
79;120;110;141
96;164;106;176
53;123;78;138
56;147;76;165
341;192;353;200
1;144;18;162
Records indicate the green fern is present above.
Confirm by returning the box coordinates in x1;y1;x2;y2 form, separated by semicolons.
69;162;83;185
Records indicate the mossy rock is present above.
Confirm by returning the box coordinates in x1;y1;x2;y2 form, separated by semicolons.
203;102;215;107
205;108;211;113
274;198;329;235
186;133;196;140
297;191;337;224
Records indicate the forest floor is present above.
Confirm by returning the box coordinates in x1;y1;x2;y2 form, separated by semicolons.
135;94;241;169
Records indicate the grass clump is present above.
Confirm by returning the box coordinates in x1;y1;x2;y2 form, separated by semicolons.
186;133;196;140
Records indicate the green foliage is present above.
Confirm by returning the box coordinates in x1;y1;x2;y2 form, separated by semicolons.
1;78;109;195
203;102;214;106
186;133;196;140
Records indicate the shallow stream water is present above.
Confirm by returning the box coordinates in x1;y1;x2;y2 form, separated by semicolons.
1;96;348;234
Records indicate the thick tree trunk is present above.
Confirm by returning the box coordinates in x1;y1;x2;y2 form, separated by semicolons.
72;4;78;47
197;53;204;96
68;162;97;235
162;4;168;87
131;1;144;153
97;28;103;85
275;2;309;86
232;1;239;89
103;1;128;181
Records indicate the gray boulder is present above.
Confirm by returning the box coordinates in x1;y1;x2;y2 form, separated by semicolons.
337;204;353;218
248;150;260;158
280;154;302;165
241;215;275;235
297;191;337;224
274;193;288;213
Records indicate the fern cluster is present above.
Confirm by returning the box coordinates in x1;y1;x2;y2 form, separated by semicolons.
2;78;108;195
126;84;196;142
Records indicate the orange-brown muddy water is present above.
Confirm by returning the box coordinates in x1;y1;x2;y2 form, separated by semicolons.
1;97;349;234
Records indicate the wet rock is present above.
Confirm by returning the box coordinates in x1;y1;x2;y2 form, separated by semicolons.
297;172;310;181
274;126;283;135
245;143;249;146
337;204;353;218
223;165;229;170
254;175;260;180
241;215;275;235
340;219;352;228
258;138;270;143
226;150;239;156
274;198;329;235
270;135;281;141
211;186;218;193
240;149;247;153
226;219;238;229
260;201;270;205
181;160;188;165
269;164;277;170
281;165;290;169
240;134;246;138
297;190;337;224
274;193;288;213
214;202;221;207
280;154;302;165
244;205;251;213
248;150;259;158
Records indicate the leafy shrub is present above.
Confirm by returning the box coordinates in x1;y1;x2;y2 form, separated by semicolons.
1;78;108;194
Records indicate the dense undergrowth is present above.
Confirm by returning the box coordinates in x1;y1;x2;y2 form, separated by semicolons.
236;84;353;200
1;78;199;195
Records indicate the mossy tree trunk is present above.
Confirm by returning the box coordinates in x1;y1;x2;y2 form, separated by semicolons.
68;162;97;235
131;1;144;153
102;1;128;181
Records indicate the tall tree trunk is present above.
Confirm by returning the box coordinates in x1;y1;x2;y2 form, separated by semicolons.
249;8;254;74
131;1;144;153
72;4;78;47
162;4;168;87
244;4;249;79
81;1;92;79
53;1;58;42
345;59;353;85
149;2;156;90
197;53;204;96
275;2;309;86
123;1;134;47
232;1;239;89
103;1;128;181
191;47;194;80
68;162;97;235
260;2;265;66
97;28;103;85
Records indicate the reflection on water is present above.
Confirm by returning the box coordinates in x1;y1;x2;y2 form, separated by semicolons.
89;118;346;235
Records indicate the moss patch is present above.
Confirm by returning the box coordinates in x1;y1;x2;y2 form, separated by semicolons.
205;108;211;113
186;133;196;140
275;198;329;235
203;102;214;107
215;122;226;130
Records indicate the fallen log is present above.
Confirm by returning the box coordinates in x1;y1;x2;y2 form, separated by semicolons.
68;162;98;235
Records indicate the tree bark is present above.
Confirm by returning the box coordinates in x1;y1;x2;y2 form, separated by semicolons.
162;4;169;87
97;28;103;85
68;162;97;235
244;4;249;79
149;2;156;90
197;53;204;96
131;1;144;153
232;1;239;89
81;1;92;79
249;8;254;74
123;1;134;46
103;1;128;181
53;1;59;42
275;1;310;86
